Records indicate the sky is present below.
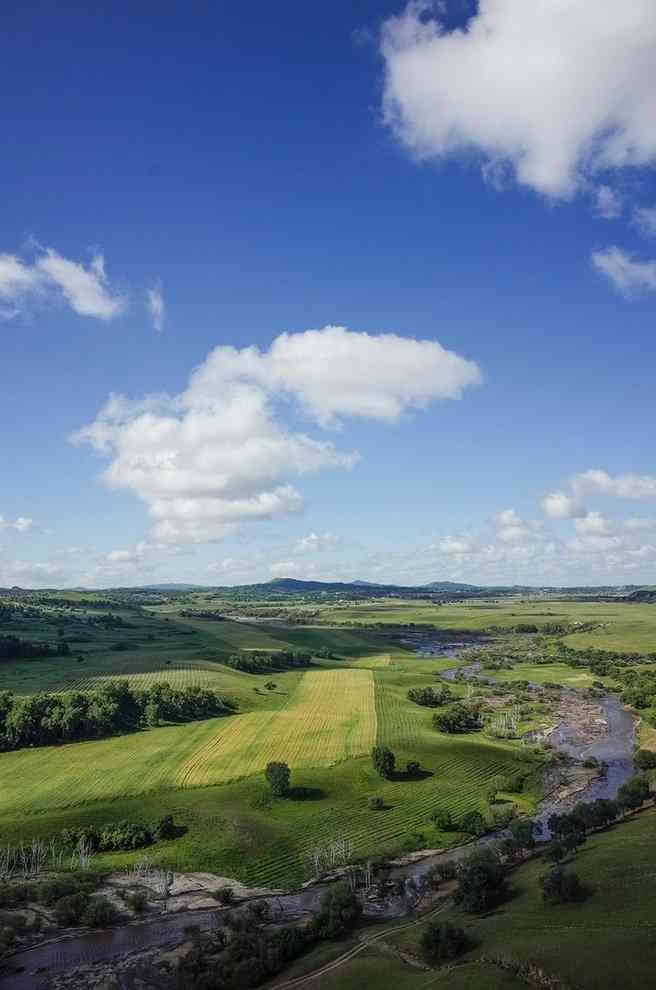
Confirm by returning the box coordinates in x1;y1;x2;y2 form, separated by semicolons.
3;0;656;589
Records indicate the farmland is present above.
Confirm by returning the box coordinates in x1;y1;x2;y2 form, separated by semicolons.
0;587;653;888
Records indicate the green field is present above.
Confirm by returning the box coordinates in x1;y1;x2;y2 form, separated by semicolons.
369;807;656;990
0;591;652;890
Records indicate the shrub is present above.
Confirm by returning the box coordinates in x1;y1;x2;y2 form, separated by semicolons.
406;760;421;777
459;810;487;836
53;892;90;926
429;808;454;831
82;896;119;927
420;921;470;964
368;796;385;810
153;815;177;840
634;748;656;770
540;867;590;904
213;886;235;905
124;890;148;913
37;876;82;906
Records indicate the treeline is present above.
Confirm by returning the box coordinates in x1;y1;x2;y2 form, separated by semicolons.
0;681;231;752
224;650;313;674
180;609;227;621
0;634;70;660
61;814;179;853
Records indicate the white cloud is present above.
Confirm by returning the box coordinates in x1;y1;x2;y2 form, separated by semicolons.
295;531;339;553
189;325;482;427
0;246;126;320
633;205;656;237
624;516;656;531
381;1;656;199
595;186;622;220
573;468;656;500
574;511;612;536
592;246;656;296
73;327;480;544
147;283;165;333
541;491;586;520
0;515;34;533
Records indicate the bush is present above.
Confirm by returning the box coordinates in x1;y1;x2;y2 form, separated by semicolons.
153;815;177;840
37;875;82;906
124;890;148;913
540;867;590;904
406;760;421;777
53;892;90;926
368;796;385;810
82;896;119;927
429;808;454;831
420;921;470;964
617;773;651;811
459;810;487;836
634;748;656;770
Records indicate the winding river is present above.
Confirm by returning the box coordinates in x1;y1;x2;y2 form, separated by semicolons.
0;641;637;988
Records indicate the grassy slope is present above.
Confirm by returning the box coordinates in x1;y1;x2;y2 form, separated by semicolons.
378;807;656;990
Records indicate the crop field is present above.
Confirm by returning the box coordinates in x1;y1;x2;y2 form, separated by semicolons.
177;668;377;786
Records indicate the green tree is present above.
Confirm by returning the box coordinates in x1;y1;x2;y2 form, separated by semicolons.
265;761;291;797
314;882;362;939
371;746;395;779
454;848;508;913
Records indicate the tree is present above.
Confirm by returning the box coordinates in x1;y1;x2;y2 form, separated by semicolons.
432;704;482;734
459;810;486;837
371;746;395;779
265;761;291;797
406;760;421;777
314;882;362;939
430;808;454;831
634;748;656;770
454;848;508;913
420;922;470;964
540;866;590;905
617;773;651;811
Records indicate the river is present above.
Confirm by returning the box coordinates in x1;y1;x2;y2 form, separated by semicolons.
0;642;637;988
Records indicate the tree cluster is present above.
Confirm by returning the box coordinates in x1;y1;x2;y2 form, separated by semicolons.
0;634;70;660
0;681;230;751
432;703;482;734
454;848;508;913
60;815;179;853
371;745;395;779
407;685;453;708
224;650;313;674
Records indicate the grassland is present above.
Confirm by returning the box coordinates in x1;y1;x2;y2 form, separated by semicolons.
365;806;656;990
1;590;653;890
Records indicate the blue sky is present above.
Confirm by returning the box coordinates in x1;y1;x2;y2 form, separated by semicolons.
3;0;656;588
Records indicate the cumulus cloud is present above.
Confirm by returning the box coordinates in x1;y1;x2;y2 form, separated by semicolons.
574;511;612;536
147;283;165;333
0;515;34;533
592;246;656;295
381;1;656;199
624;516;656;531
594;186;622;220
73;326;480;544
573;468;656;500
189;325;482;427
633;205;656;237
0;246;126;320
